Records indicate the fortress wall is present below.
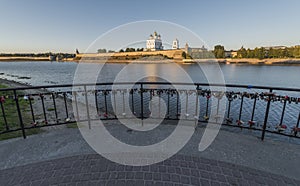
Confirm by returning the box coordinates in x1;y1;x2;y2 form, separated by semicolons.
76;49;184;60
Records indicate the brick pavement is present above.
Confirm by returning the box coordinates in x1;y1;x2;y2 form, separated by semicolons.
0;153;299;186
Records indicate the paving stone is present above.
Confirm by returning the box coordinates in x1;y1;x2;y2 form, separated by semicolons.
200;178;211;186
171;174;180;183
0;153;298;186
135;172;144;179
190;177;200;186
180;175;190;184
161;173;171;181
144;172;153;180
159;165;167;173
211;181;221;186
153;172;162;181
125;172;134;179
167;166;176;174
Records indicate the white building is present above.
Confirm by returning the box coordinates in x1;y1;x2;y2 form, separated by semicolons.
172;39;179;49
146;31;163;51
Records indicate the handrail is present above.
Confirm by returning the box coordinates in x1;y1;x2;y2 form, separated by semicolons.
0;82;300;92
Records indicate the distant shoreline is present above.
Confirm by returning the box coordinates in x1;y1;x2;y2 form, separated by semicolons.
1;57;300;65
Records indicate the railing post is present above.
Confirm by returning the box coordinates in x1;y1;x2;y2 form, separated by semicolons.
238;95;244;122
0;101;9;130
167;89;170;119
250;94;257;121
63;93;69;119
113;90;117;118
131;89;135;115
40;94;47;124
176;91;179;119
104;91;108;118
51;93;58;123
94;90;99;115
14;90;26;139
279;99;287;126
194;85;200;128
84;85;91;129
261;89;273;141
140;83;144;121
295;112;300;136
73;91;80;121
227;100;231;119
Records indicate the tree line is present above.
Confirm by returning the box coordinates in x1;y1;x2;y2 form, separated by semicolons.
0;52;75;58
236;46;300;59
213;45;300;59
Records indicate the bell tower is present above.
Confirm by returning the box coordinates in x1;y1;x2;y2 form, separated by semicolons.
172;39;179;49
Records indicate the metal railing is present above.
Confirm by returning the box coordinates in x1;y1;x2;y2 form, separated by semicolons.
0;82;299;140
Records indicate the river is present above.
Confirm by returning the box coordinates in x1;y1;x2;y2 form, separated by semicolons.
0;61;299;88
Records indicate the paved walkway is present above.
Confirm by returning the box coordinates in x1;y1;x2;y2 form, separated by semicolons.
0;121;299;185
0;153;299;186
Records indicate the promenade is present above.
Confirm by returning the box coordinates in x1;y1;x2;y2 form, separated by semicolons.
0;121;299;185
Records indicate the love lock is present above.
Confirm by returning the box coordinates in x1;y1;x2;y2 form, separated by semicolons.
248;120;256;127
0;96;5;103
291;127;300;134
31;122;37;126
236;120;244;126
65;118;71;122
226;118;233;123
275;124;287;132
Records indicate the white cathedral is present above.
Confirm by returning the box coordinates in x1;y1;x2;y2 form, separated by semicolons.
146;31;179;51
146;31;163;51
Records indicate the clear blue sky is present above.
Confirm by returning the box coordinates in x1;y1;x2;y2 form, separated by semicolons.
1;0;299;53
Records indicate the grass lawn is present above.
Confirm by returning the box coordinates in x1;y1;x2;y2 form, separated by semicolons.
0;84;42;140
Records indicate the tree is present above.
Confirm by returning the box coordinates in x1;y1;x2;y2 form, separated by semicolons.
246;48;254;58
237;46;247;58
213;45;225;58
119;49;124;52
182;52;187;59
125;48;135;52
268;48;274;58
97;48;107;53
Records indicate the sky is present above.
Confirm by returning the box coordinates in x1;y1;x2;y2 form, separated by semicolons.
0;0;300;53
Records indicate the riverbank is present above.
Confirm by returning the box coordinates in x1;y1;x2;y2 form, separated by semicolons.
184;58;300;65
2;57;300;65
0;78;74;139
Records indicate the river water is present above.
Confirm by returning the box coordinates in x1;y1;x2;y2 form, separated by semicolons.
0;61;299;88
0;61;299;139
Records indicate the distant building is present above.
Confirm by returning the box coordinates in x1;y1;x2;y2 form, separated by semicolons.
146;31;163;51
172;39;179;49
184;43;207;54
225;51;238;58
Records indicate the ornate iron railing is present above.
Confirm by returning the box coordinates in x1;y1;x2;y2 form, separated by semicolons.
0;82;299;140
